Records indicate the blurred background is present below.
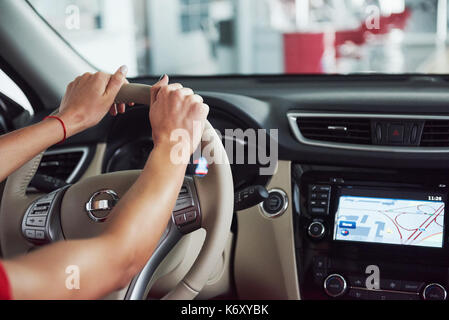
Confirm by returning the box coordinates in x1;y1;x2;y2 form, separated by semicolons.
15;0;449;77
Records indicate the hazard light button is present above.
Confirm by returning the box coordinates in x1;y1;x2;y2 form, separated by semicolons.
388;124;404;143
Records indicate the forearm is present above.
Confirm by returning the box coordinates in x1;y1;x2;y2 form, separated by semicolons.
104;144;188;272
3;237;125;300
0;118;64;182
4;144;187;300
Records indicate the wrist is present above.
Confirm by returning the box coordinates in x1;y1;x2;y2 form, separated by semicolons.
56;110;87;138
152;142;190;168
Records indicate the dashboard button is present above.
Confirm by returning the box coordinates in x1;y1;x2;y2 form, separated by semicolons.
313;256;328;270
388;124;404;143
401;281;424;293
370;290;419;300
348;288;370;300
380;279;402;291
348;275;365;288
313;269;326;283
311;207;326;215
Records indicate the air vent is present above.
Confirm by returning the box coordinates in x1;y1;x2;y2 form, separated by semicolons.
37;148;88;183
421;120;449;147
296;117;372;145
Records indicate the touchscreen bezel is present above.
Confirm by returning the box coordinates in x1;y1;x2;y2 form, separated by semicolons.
332;187;447;249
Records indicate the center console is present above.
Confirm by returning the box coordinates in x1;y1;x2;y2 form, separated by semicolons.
292;165;449;300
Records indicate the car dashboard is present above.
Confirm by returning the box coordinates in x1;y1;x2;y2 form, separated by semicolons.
27;76;449;300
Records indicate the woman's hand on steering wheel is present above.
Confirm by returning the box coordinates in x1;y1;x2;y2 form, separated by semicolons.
56;65;132;137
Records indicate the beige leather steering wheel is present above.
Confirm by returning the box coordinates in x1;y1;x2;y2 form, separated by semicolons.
0;84;234;300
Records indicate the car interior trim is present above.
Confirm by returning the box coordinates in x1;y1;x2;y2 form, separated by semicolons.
288;112;449;153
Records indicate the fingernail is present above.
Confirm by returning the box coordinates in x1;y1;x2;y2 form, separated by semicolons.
158;74;166;81
119;65;128;76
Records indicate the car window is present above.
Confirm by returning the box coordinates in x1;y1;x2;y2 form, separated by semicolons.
0;69;33;115
28;0;449;77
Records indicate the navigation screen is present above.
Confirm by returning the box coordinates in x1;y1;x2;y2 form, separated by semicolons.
334;189;445;248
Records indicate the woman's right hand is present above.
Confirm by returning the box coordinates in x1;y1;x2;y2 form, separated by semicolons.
149;75;209;159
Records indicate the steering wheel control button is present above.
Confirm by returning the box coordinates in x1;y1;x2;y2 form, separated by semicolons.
26;216;46;227
174;197;194;212
260;189;288;218
24;229;36;239
308;185;331;215
324;274;347;298
174;213;187;226
35;230;45;240
185;211;197;223
22;186;69;245
423;283;447;300
308;221;326;240
170;178;202;234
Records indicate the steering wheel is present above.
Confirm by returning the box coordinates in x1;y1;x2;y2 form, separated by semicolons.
0;84;234;300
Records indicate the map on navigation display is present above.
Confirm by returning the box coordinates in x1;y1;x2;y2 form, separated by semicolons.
334;195;445;248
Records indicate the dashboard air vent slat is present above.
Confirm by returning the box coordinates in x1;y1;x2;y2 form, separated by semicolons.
421;120;449;147
296;117;372;145
38;151;84;182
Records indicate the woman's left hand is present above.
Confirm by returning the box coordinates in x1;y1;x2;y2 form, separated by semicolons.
57;65;134;137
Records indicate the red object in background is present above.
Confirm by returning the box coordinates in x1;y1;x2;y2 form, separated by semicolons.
284;32;326;74
334;26;366;58
389;7;412;30
335;26;366;47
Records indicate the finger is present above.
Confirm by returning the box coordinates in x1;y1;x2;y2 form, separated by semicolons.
110;104;118;116
178;87;194;96
159;83;184;100
93;72;110;91
150;74;169;104
166;83;183;92
105;65;128;97
118;103;126;114
189;94;204;104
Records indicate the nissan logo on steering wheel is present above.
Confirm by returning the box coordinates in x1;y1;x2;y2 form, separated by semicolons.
85;190;119;223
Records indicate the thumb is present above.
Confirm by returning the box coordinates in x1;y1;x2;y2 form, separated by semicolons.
105;65;128;98
150;74;169;104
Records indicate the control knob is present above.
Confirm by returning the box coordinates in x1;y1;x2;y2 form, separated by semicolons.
308;221;325;239
324;274;347;298
423;283;447;300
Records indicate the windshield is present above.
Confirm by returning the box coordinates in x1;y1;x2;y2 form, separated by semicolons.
28;0;448;77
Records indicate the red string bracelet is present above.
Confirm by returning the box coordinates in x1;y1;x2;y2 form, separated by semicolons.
43;116;67;144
